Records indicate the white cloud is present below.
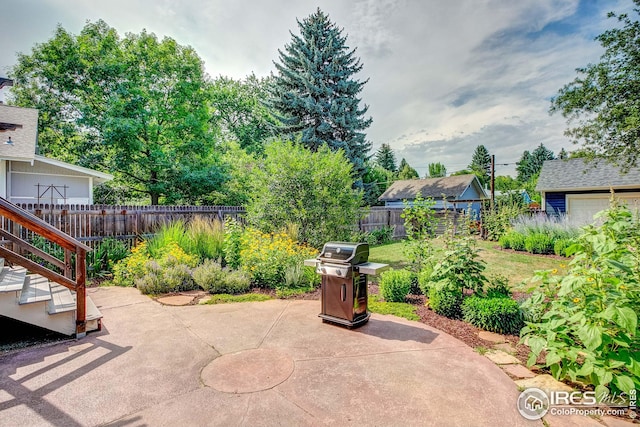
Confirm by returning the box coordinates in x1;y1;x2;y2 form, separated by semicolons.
0;0;632;177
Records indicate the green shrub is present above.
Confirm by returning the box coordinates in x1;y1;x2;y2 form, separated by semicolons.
417;267;434;295
192;259;250;294
430;232;487;295
146;221;191;258
135;262;196;295
112;242;150;287
482;199;527;241
186;216;225;261
520;200;640;396
135;272;163;295
499;230;526;251
428;281;462;319
88;238;129;278
162;264;196;292
239;228;317;288
223;217;244;269
379;269;412;302
365;226;395;245
402;195;437;273
462;296;524;335
246;140;362;248
485;274;511;298
524;232;555;254
553;238;574;257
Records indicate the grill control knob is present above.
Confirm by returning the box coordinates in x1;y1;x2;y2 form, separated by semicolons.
337;269;343;277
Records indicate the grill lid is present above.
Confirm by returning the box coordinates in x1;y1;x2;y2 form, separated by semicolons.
318;242;369;265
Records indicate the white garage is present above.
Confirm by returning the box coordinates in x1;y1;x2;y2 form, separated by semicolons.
537;158;640;224
566;193;640;224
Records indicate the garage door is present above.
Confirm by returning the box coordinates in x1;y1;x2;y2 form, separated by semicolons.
567;193;640;224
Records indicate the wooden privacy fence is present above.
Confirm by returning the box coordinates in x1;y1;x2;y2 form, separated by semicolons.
13;204;246;248
359;206;472;239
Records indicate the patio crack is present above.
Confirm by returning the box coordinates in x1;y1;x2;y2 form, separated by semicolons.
257;300;290;348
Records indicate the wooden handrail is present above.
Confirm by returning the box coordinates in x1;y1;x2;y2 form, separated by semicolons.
0;197;91;336
0;198;91;252
0;229;66;271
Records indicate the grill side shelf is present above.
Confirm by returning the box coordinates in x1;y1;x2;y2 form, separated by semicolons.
354;262;389;276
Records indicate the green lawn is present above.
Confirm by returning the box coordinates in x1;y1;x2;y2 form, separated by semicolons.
369;239;564;292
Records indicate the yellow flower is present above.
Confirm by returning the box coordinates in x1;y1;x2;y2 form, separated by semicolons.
587;277;594;282
620;285;627;290
573;297;580;303
551;269;558;274
559;264;566;268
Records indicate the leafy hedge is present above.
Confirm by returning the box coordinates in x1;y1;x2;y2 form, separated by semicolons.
462;296;524;335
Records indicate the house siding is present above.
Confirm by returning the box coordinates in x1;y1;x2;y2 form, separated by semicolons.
9;160;92;204
545;192;566;215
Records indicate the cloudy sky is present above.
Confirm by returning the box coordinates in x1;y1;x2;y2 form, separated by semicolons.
0;0;632;177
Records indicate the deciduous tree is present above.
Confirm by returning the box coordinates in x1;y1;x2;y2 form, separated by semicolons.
427;162;447;178
397;158;419;180
247;140;362;247
10;20;222;205
551;1;640;171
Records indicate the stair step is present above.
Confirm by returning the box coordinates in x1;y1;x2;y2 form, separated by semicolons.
19;275;52;304
0;266;27;292
48;283;76;314
0;257;4;270
86;296;102;321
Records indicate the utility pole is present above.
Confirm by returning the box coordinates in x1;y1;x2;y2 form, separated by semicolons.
490;154;495;208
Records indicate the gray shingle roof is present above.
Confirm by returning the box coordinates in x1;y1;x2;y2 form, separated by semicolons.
0;104;38;160
536;158;640;192
379;174;482;201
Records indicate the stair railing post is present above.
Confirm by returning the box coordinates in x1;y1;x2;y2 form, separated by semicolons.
64;248;73;279
75;246;87;337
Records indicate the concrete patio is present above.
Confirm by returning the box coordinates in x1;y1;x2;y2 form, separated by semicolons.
1;286;544;426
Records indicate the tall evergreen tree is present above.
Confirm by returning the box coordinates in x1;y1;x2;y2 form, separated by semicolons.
516;144;555;183
468;145;491;186
375;143;397;172
269;8;372;187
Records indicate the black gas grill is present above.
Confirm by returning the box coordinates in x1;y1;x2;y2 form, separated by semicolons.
306;242;388;328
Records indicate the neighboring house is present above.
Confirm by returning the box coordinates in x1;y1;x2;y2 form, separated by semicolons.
0;100;112;205
378;174;487;217
536;158;640;223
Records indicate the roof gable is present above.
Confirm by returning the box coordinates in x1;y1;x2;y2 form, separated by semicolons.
536;158;640;192
379;174;486;201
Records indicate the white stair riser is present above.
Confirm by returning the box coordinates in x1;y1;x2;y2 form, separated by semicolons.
0;269;102;336
0;292;76;335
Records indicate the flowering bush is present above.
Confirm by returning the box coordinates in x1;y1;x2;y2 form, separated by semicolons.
112;242;150;287
112;241;197;287
239;228;318;288
520;199;640;396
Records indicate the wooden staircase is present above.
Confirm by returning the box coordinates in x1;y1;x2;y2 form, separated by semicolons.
0;198;100;337
0;258;101;335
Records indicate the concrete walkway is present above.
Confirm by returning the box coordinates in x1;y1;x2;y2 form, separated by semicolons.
0;287;540;427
